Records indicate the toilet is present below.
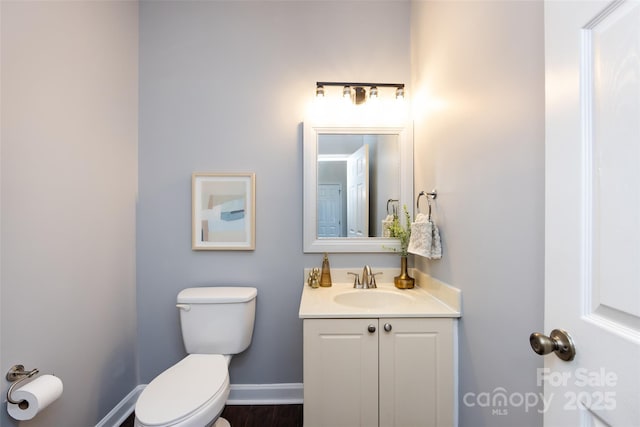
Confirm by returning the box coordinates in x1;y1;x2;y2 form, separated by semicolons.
134;286;257;427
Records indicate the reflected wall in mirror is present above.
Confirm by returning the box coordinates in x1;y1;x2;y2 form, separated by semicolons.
303;123;413;253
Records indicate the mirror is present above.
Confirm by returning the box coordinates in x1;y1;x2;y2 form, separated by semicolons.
303;123;413;252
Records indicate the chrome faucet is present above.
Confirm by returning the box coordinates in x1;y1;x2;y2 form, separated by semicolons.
348;265;379;289
362;265;373;288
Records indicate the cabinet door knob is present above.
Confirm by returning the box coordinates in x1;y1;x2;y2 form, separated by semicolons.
367;324;376;333
384;323;392;332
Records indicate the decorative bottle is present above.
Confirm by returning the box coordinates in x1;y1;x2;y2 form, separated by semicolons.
320;253;332;287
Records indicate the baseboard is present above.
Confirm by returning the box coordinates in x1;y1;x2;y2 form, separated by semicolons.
95;382;303;426
227;383;303;405
95;384;144;427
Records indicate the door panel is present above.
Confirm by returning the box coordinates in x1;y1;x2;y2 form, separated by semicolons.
545;1;640;426
303;319;378;427
378;318;454;427
586;0;640;330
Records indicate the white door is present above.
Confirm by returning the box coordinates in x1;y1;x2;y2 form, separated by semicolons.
347;145;369;238
317;183;342;237
544;1;640;426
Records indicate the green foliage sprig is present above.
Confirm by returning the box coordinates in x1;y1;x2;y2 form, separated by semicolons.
387;204;412;257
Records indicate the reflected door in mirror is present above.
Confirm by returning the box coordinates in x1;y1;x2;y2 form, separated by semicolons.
318;184;342;237
347;144;369;237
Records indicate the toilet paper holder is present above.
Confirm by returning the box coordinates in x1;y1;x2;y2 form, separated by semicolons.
6;365;40;405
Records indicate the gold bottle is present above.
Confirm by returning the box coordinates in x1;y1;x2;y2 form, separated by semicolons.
320;253;332;287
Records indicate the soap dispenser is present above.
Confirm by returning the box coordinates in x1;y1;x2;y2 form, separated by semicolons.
320;253;332;287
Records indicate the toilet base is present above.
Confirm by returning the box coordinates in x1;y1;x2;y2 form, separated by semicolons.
213;417;230;427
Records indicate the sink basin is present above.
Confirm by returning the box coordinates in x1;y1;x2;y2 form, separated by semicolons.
333;290;413;309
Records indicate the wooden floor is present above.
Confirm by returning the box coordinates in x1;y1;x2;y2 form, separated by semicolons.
120;404;303;427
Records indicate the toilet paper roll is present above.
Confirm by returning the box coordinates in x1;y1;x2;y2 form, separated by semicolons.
7;374;63;421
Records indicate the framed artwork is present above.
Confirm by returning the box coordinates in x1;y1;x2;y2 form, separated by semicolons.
192;172;255;250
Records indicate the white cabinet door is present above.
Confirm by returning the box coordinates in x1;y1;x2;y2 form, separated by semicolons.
303;318;379;427
379;318;455;427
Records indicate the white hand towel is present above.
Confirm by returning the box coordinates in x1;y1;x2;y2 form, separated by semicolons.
382;214;395;238
408;213;442;259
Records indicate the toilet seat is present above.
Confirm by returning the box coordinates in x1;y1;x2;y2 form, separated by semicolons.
135;354;229;426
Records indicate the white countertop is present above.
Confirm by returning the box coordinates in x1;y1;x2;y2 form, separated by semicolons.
298;268;461;319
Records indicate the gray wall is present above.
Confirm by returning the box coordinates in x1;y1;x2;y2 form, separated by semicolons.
137;0;411;385
0;1;138;426
411;1;545;426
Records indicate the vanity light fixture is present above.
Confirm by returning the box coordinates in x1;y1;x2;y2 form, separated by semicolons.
316;82;405;105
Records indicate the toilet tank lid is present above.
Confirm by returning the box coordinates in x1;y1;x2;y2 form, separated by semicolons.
177;287;257;304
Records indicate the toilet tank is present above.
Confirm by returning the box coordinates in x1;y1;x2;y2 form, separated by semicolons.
177;287;257;355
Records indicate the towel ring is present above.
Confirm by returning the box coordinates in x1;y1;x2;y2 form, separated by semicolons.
387;199;398;215
417;190;437;220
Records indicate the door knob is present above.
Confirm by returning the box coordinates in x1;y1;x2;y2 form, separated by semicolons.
367;324;376;333
383;323;392;332
529;329;576;361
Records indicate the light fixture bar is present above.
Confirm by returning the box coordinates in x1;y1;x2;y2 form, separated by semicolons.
316;82;404;90
315;82;405;104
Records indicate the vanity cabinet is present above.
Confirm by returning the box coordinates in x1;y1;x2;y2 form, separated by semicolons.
303;317;455;427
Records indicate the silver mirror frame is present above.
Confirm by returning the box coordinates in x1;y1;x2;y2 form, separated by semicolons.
303;122;413;253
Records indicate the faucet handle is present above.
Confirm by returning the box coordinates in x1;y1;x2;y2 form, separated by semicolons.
369;272;382;288
348;272;363;289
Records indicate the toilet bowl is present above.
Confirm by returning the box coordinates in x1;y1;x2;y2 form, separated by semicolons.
134;287;257;427
135;355;230;427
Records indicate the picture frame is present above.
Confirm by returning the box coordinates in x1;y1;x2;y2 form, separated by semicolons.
192;172;256;250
